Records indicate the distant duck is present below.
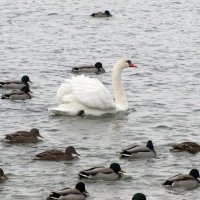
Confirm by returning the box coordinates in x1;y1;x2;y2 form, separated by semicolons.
3;128;43;143
0;168;8;183
1;85;32;100
0;75;31;89
120;140;156;159
33;146;80;161
170;142;200;154
91;10;112;17
46;182;88;200
71;62;105;74
162;169;200;189
78;163;125;181
132;193;146;200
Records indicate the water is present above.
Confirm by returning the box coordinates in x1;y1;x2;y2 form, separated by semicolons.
0;0;200;199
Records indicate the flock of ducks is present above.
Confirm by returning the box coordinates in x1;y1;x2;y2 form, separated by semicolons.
0;10;200;200
0;124;200;199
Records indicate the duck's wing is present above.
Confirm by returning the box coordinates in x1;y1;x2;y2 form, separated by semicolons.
121;145;150;154
57;75;116;110
171;142;200;153
36;150;63;157
5;131;30;139
79;167;106;177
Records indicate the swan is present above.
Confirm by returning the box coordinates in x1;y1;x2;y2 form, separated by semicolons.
49;58;137;116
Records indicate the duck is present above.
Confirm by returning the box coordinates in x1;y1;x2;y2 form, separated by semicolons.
120;140;156;159
0;75;31;89
1;85;32;100
170;141;200;154
91;10;112;17
0;168;8;183
33;146;80;161
132;193;146;200
71;62;105;74
49;58;137;116
162;169;200;189
46;182;88;200
78;163;125;181
3;128;43;143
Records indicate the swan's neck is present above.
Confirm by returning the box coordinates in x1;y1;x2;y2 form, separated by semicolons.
112;65;128;111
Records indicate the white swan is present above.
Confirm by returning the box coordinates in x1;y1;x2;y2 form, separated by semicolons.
49;58;137;116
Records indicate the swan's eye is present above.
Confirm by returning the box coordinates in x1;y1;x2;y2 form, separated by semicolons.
127;60;132;64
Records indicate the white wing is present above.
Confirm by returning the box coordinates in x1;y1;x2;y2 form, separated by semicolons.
56;75;116;110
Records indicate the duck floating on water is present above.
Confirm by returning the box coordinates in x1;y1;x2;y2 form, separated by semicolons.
120;140;156;159
46;182;88;200
0;75;31;89
1;85;32;100
91;10;112;17
71;62;105;74
0;168;8;183
33;146;80;161
132;193;146;200
170;141;200;154
78;163;125;181
162;169;200;189
3;128;42;143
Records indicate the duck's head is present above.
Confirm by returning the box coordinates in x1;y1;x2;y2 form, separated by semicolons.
21;75;31;83
65;146;80;156
95;62;103;70
75;182;88;195
189;169;199;179
146;140;154;150
110;163;125;173
105;10;111;16
0;168;5;176
132;193;146;200
30;128;43;138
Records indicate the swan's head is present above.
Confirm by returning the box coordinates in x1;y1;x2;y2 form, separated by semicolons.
115;58;137;70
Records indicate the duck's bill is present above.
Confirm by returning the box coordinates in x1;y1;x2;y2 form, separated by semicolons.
75;152;81;156
38;134;43;138
119;169;126;173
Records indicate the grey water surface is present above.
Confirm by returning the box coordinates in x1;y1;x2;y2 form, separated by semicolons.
0;0;200;199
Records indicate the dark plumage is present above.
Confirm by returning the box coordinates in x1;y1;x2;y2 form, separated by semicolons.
71;62;105;74
3;128;42;143
46;182;88;200
78;163;125;181
162;169;200;189
91;10;112;17
132;193;146;200
120;140;156;159
0;168;8;183
1;85;31;100
33;146;80;161
170;142;200;154
0;75;31;89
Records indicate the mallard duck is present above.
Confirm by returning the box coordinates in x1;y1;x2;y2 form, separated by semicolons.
0;75;31;89
132;193;146;200
170;142;200;154
91;10;112;17
3;128;42;143
46;182;88;200
0;168;8;183
71;62;105;74
1;85;31;100
162;169;200;189
78;163;125;181
33;146;80;161
120;140;156;159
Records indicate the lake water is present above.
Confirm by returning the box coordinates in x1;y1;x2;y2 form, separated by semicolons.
0;0;200;199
